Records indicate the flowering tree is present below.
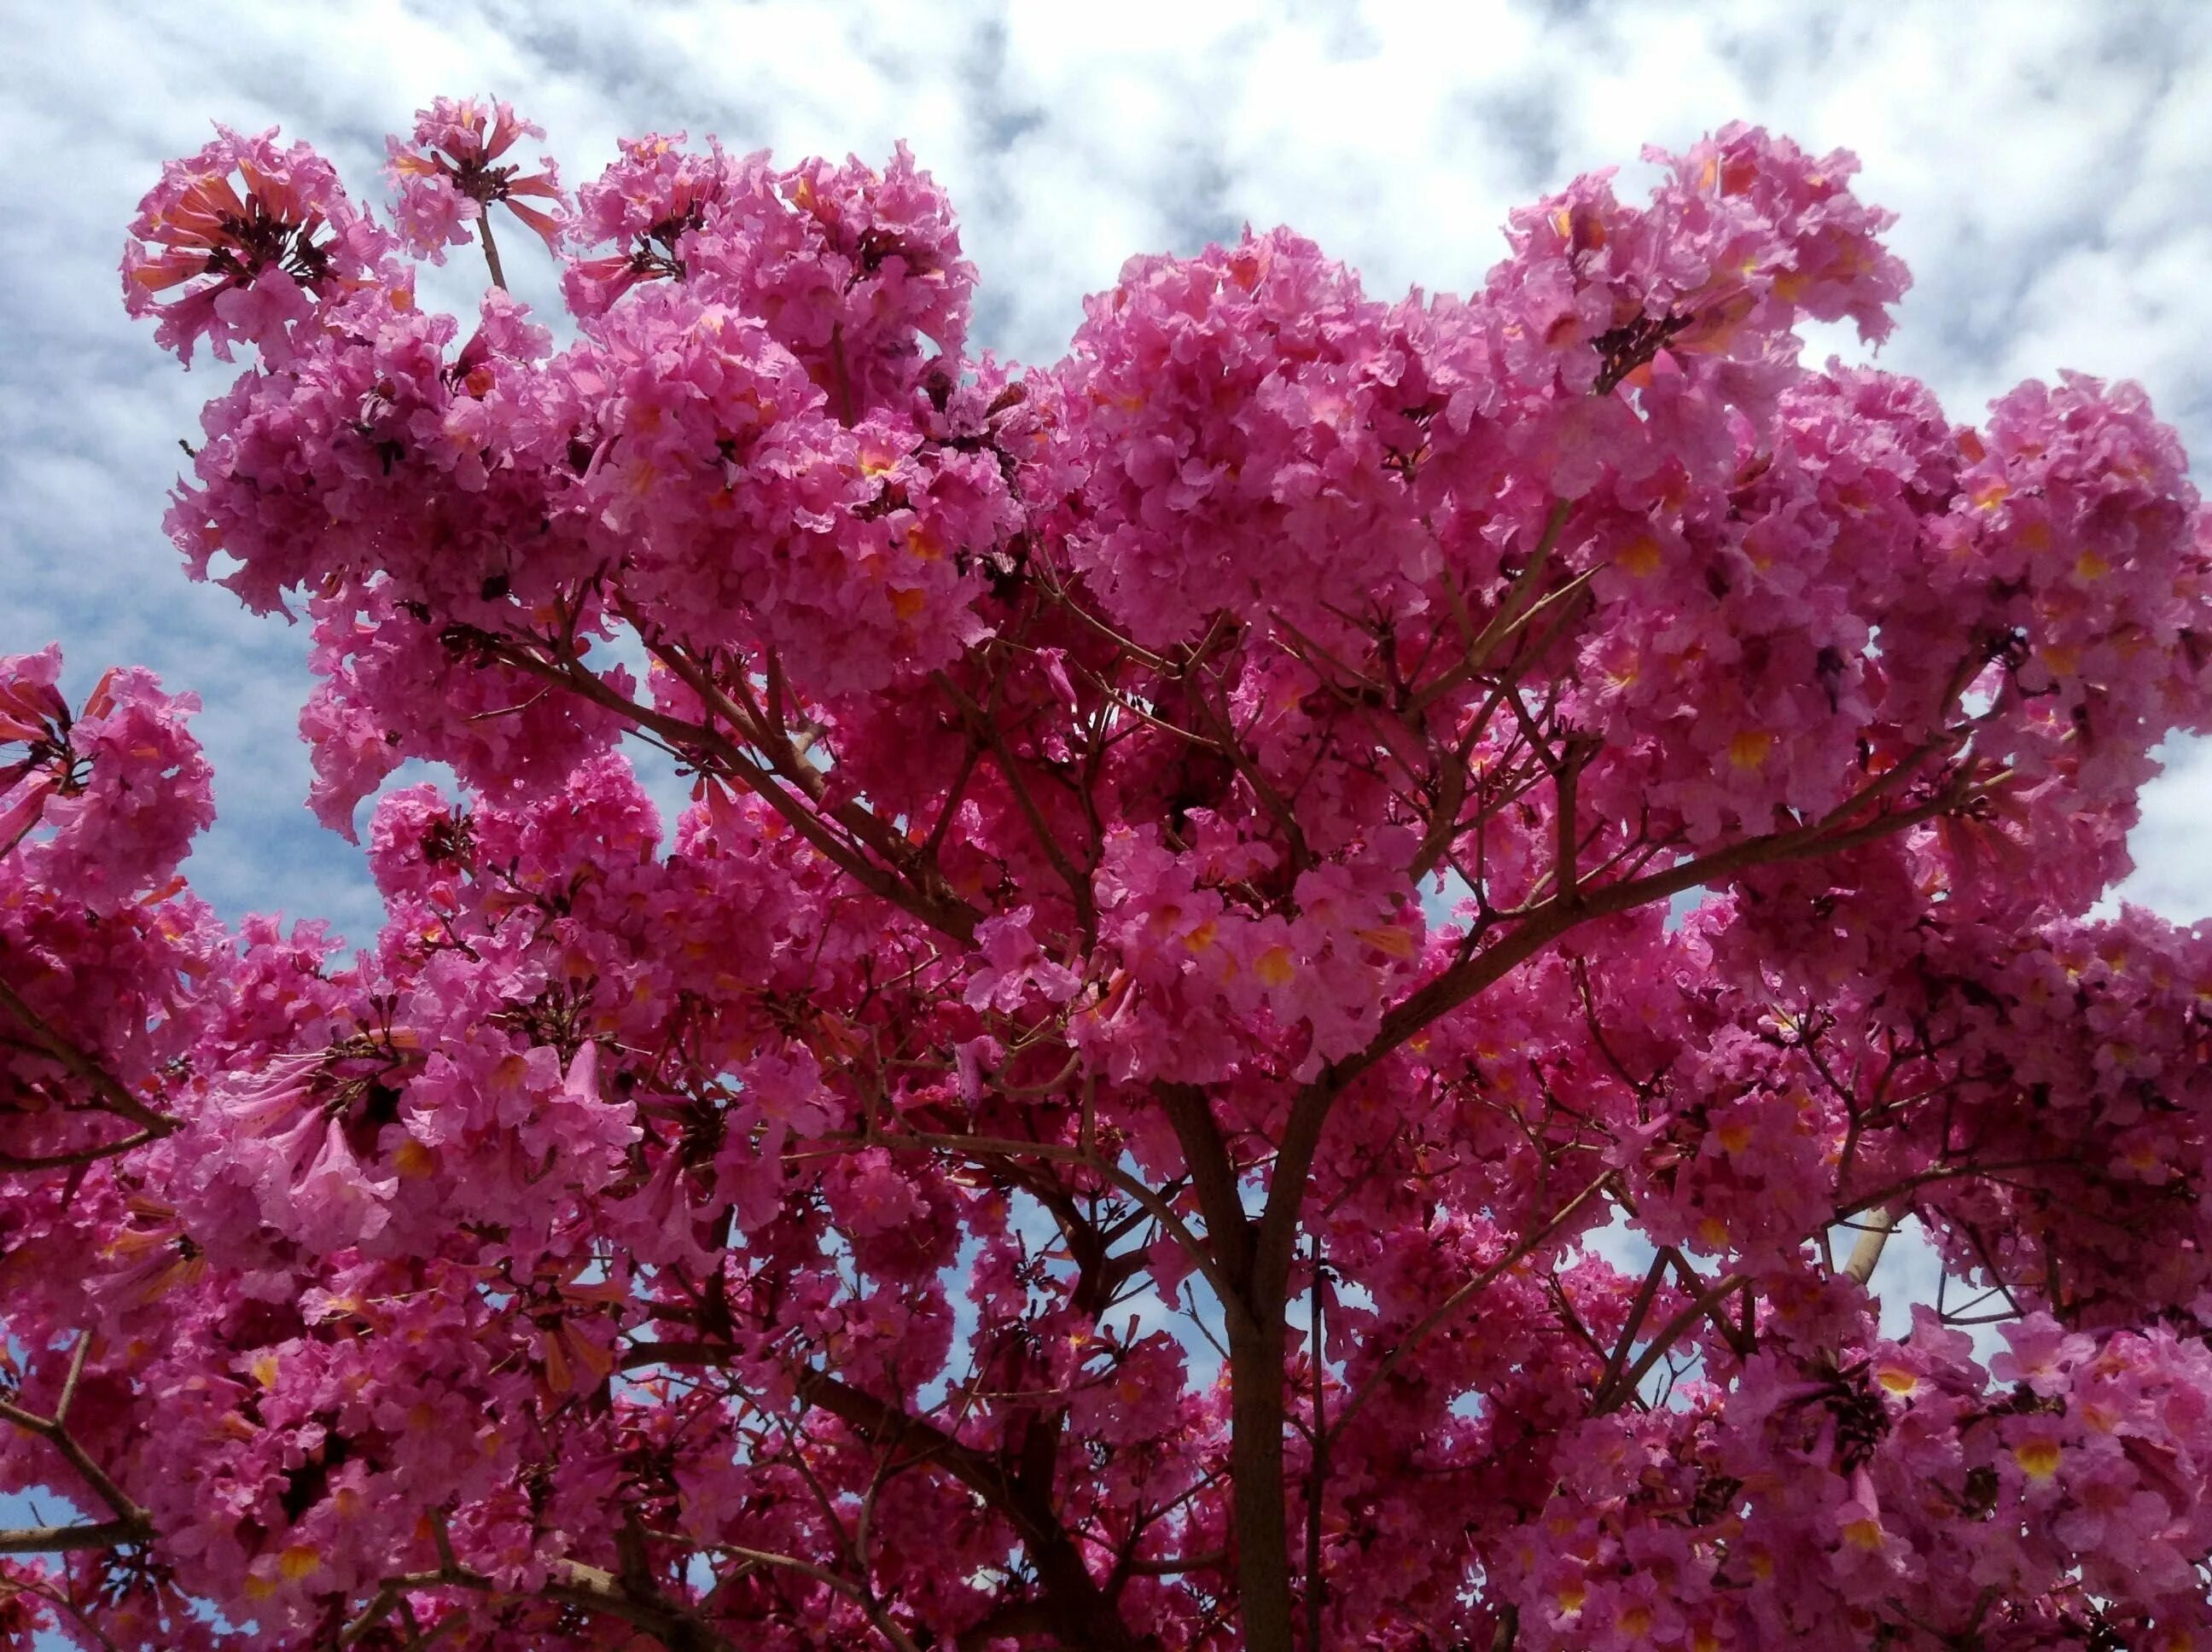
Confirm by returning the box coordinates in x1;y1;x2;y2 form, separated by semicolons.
0;97;2207;1649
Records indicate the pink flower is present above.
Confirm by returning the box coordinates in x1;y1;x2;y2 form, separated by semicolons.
965;905;1082;1011
825;1146;925;1237
292;1117;398;1249
74;104;2212;1652
561;131;734;316
1993;1312;2098;1397
0;647;214;910
122;125;395;363
385;96;565;265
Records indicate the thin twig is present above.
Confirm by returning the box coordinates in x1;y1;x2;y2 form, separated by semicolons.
0;978;175;1135
1326;1171;1612;1445
475;211;507;290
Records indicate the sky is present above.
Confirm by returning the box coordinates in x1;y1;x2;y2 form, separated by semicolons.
4;0;2210;938
0;0;2207;1622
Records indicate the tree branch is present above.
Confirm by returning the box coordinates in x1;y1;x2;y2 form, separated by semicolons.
1154;1082;1256;1301
474;210;507;291
342;1555;735;1652
0;1517;148;1556
1325;1171;1614;1446
0;1391;148;1538
0;977;175;1137
479;633;981;944
1843;1205;1902;1285
795;1369;1141;1652
805;1125;1252;1333
714;1543;923;1652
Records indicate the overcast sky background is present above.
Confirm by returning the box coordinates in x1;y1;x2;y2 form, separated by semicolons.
0;0;2207;1618
4;0;2209;939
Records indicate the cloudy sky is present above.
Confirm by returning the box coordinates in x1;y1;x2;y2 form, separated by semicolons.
5;0;2210;939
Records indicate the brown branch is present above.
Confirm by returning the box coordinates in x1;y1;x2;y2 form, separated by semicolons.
1594;1266;1749;1413
1305;1237;1329;1652
1324;1171;1614;1446
1154;1082;1255;1300
479;635;979;943
1410;501;1575;714
1552;736;1595;910
1662;1246;1754;1361
52;1332;91;1427
932;669;1097;940
1588;1244;1674;1420
800;1124;1249;1328
713;1544;922;1652
1119;1547;1227;1577
0;1517;148;1556
618;1341;734;1372
1588;1173;1978;1416
0;977;175;1136
0;1393;148;1537
343;1555;733;1652
660;637;940;896
337;1581;405;1647
474;212;508;290
0;1130;156;1172
795;1370;1141;1652
1337;761;2007;1102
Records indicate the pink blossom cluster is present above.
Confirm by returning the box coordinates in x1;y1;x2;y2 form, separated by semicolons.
384;96;564;263
4;102;2203;1649
121;125;405;365
562;134;974;416
1496;1312;2212;1652
0;646;212;912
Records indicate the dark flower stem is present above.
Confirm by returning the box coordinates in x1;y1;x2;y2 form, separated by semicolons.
477;211;508;291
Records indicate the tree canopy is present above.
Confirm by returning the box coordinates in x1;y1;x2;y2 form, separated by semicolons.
0;102;2207;1650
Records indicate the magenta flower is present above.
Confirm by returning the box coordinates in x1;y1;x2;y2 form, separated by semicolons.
121;125;389;364
0;646;213;910
562;131;733;316
385;96;565;279
66;103;2212;1652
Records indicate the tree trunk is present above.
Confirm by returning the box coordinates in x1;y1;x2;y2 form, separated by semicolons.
1228;1309;1296;1651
